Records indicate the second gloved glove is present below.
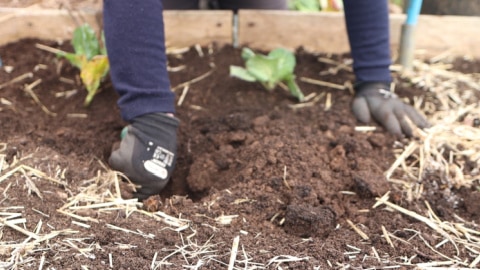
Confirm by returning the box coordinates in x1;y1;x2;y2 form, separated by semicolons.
351;82;429;137
109;113;179;200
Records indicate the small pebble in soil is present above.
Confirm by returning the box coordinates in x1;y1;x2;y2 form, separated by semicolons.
352;170;389;198
283;204;336;238
143;195;162;212
473;118;480;127
464;191;480;216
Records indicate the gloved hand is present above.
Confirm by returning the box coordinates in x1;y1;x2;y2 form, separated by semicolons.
351;82;429;137
109;113;179;200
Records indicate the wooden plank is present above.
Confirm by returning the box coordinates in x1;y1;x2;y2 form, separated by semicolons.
237;10;350;54
1;8;479;58
389;14;480;58
415;15;480;57
0;8;102;46
238;10;480;58
164;11;232;47
0;8;233;48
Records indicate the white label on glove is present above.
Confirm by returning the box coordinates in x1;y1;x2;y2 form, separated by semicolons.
152;145;174;167
379;88;397;99
144;159;168;179
143;145;175;180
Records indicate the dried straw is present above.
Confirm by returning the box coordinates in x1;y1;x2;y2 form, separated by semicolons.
227;235;240;270
346;219;369;240
0;72;33;89
172;69;215;92
387;59;480;200
374;193;480;267
300;77;346;90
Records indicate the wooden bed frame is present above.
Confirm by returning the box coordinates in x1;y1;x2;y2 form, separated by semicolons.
1;7;479;58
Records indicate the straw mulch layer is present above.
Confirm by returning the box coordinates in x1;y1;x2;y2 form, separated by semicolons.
0;39;479;269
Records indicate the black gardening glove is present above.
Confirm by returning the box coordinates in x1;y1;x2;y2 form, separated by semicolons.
109;113;179;200
352;82;429;137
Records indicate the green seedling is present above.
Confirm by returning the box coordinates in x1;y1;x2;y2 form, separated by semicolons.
288;0;343;11
289;0;320;11
57;24;109;106
230;48;305;102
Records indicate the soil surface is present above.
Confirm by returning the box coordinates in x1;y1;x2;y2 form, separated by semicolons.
0;39;479;269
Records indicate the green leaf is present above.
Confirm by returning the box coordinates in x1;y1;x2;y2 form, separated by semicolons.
49;23;109;106
241;47;256;60
60;52;86;69
80;55;110;106
231;47;303;100
284;74;305;102
290;0;320;11
72;24;101;61
230;66;257;82
268;48;296;82
245;55;277;86
100;31;108;56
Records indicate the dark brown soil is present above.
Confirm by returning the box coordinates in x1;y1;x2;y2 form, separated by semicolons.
1;39;479;269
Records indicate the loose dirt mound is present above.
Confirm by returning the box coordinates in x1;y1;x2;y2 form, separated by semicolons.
0;39;479;269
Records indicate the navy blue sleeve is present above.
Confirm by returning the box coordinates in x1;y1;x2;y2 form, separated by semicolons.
103;0;175;121
343;0;392;84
